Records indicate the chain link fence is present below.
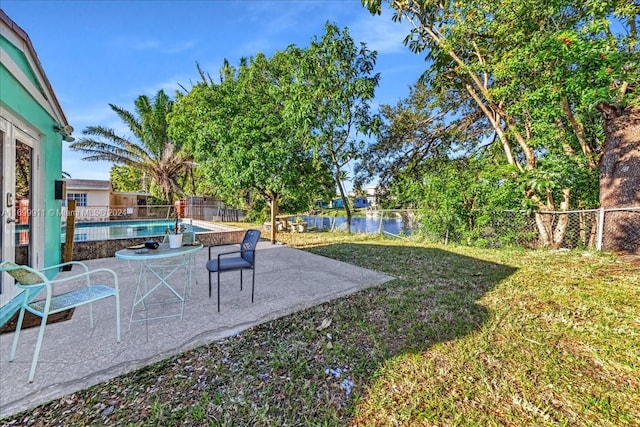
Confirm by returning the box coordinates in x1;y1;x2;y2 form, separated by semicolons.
370;207;639;253
466;209;598;249
50;202;639;252
304;207;639;253
464;207;639;252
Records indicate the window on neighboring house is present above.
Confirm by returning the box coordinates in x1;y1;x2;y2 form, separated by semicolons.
65;193;88;207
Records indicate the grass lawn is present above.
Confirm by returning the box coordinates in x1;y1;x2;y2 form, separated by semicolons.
2;231;639;426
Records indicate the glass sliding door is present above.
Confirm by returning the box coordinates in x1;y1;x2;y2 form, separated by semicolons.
15;141;33;264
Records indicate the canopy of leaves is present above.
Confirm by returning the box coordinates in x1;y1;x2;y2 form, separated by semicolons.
357;80;488;188
109;165;143;193
362;0;638;213
169;49;334;215
299;23;381;219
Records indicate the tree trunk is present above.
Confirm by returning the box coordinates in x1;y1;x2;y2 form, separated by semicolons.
596;103;640;254
270;198;278;245
335;172;352;234
534;213;553;248
551;189;571;247
535;213;569;249
532;188;571;249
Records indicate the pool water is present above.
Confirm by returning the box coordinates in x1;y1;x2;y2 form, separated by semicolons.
61;219;212;242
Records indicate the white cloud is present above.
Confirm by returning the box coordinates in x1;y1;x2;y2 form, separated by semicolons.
66;104;117;128
161;40;197;54
112;37;196;55
349;10;413;55
131;39;161;50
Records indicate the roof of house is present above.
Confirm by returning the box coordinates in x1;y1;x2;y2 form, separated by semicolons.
111;191;152;197
0;9;70;127
63;179;111;191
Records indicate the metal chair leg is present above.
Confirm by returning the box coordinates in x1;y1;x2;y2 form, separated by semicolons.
9;306;26;362
251;267;255;303
29;313;49;382
115;291;121;343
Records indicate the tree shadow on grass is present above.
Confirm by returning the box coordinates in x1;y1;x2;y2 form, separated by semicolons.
304;242;517;358
0;241;519;426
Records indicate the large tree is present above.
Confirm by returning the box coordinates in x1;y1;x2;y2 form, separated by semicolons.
596;104;640;254
299;22;380;233
169;51;333;243
359;80;524;244
70;90;195;204
109;165;143;193
358;80;487;191
363;0;639;248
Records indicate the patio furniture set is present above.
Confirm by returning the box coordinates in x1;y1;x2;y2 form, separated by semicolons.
0;229;261;382
264;215;308;233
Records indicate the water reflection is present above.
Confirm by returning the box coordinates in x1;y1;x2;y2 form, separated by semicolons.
302;214;416;236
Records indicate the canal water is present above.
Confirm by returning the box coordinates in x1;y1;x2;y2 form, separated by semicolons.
301;213;416;236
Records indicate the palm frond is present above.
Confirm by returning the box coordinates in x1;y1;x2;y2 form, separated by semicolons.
109;104;145;142
70;90;193;203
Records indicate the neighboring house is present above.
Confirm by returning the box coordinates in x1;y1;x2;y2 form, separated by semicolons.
362;186;379;208
329;198;345;209
329;196;370;209
110;191;151;219
63;180;155;221
0;10;73;315
315;199;329;210
62;179;112;222
353;197;371;209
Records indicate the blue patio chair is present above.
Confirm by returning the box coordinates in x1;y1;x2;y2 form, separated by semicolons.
206;229;261;312
0;260;121;382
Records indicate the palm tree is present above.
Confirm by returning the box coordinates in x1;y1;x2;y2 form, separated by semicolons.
69;90;194;203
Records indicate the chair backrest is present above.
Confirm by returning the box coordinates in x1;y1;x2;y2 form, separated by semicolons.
240;229;261;265
0;261;47;288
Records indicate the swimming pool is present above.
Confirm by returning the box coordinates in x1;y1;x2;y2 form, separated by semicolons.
61;219;229;242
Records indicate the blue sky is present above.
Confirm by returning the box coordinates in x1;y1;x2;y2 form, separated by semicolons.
2;0;427;181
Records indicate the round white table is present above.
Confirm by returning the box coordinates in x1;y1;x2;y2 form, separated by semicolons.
115;242;203;327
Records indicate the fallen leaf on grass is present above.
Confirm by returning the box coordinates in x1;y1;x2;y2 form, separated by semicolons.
316;318;332;331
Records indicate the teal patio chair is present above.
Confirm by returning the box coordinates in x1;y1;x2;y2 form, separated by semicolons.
0;260;121;382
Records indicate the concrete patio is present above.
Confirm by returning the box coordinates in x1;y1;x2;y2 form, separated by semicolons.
0;241;393;418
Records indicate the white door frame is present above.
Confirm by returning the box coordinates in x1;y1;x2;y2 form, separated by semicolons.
0;110;42;308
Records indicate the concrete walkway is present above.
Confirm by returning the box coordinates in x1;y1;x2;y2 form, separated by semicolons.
0;242;393;418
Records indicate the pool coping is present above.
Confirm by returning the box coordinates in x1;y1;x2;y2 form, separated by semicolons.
61;221;246;261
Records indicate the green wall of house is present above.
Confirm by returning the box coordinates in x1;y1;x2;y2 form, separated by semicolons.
1;47;64;271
